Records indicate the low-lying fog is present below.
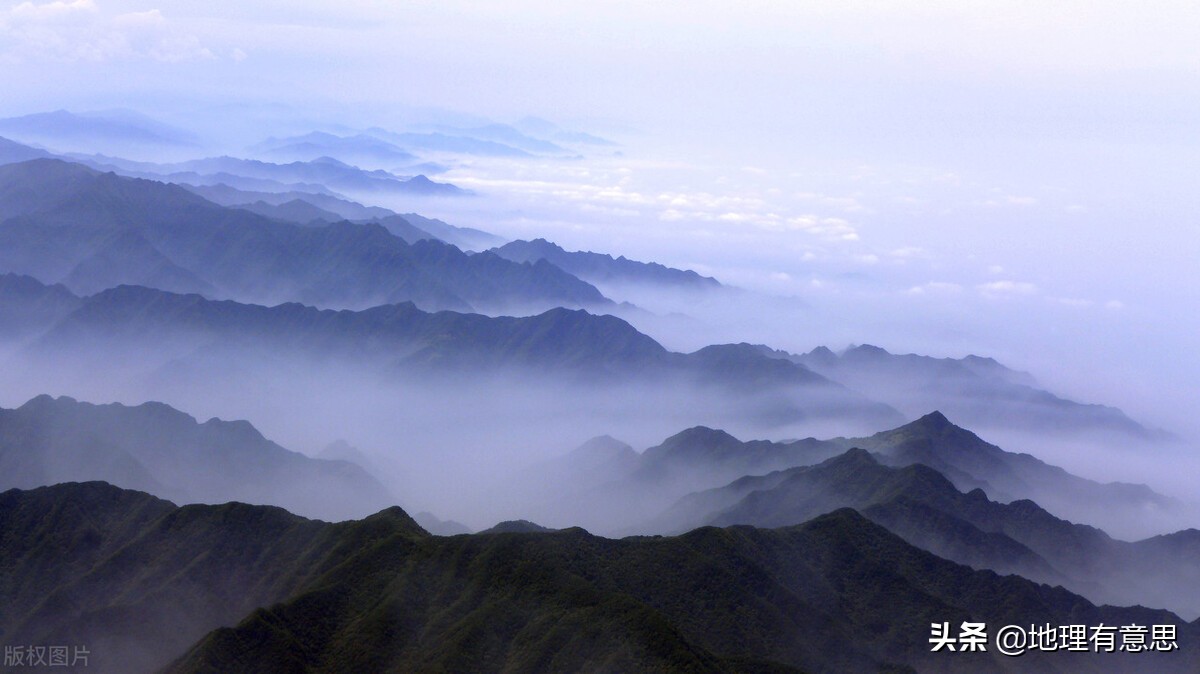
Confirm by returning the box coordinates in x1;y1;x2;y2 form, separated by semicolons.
2;1;1197;547
3;326;1197;542
1;134;1195;541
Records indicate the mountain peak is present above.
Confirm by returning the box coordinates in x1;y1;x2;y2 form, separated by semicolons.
360;505;425;533
481;519;555;534
914;410;952;428
639;426;747;466
574;434;634;457
840;446;876;462
2;156;95;179
813;446;880;472
18;393;77;411
662;425;739;447
843;343;890;358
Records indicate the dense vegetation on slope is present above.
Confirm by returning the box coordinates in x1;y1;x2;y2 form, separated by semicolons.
4;482;1195;674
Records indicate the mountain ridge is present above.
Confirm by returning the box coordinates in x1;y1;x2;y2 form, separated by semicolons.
0;394;395;521
5;481;1194;673
0;159;606;313
490;237;721;290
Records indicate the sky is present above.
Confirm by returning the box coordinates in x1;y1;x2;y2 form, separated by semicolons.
1;0;1198;442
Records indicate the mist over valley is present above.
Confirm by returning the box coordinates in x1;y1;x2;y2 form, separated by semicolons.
1;2;1198;670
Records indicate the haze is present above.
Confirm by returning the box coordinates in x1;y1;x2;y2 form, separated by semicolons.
2;1;1198;520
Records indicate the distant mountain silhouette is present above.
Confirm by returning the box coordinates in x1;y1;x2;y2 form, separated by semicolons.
513;116;619;147
398;211;504;251
0;273;81;339
182;183;504;250
407;122;572;154
249;131;418;166
0;275;890;396
0;395;395;521
836;411;1174;528
71;153;466;196
491;238;721;289
232;198;345;225
183;183;395;220
631;425;842;488
659;445;1200;620
0;109;198;151
530;411;1170;539
363;127;534;156
660;411;1171;529
779;343;1163;440
0;159;603;312
17;283;855;386
412;511;473;535
516;413;891;535
60;229;216;296
0;135;51;165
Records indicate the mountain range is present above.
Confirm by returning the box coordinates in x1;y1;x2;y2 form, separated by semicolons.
182;182;505;250
2;157;1142;446
531;412;1171;539
182;182;395;220
249;131;419;167
490;238;722;291
773;343;1162;440
0;274;884;419
513;116;619;147
0;394;393;521
651;442;1200;620
0;135;52;165
828;411;1171;528
2;107;1194;674
3;481;1194;673
0;110;199;153
68;153;465;197
0;159;605;312
361;127;537;157
404;122;574;154
252;125;581;162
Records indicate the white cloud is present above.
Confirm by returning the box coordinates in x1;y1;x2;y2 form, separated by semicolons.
8;0;96;22
783;215;858;241
977;280;1039;297
906;281;963;295
1;1;215;62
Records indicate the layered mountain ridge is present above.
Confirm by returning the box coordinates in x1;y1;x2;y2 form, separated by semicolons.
0;394;393;521
0;158;608;313
3;481;1195;674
